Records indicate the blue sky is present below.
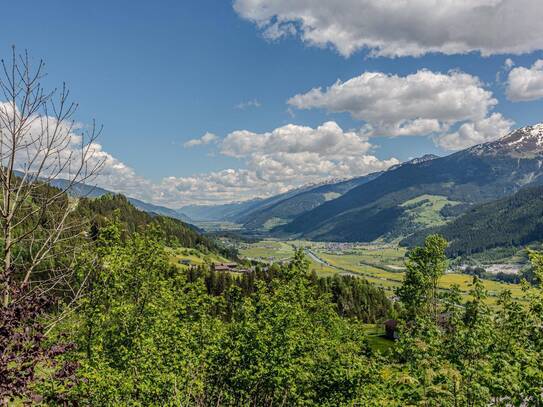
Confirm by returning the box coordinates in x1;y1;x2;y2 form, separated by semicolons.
1;0;543;206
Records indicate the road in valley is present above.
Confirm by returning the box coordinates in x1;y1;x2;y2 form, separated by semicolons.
304;248;400;282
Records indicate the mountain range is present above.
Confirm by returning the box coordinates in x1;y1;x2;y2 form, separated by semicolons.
177;173;383;229
51;123;543;252
180;124;543;249
278;124;543;241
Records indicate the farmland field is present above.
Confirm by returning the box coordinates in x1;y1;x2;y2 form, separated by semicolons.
167;247;230;268
239;240;294;261
238;239;528;304
239;240;339;276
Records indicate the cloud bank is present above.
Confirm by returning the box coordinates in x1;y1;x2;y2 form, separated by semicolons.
234;0;543;57
161;121;398;205
289;69;512;150
0;113;396;206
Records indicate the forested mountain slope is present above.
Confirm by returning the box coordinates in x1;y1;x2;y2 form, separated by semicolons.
400;185;543;256
49;178;193;222
280;124;543;242
76;194;230;256
239;172;383;230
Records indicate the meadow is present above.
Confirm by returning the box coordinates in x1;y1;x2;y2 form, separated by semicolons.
167;246;230;267
238;240;528;304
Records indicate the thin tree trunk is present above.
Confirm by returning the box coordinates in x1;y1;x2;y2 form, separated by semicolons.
2;222;11;307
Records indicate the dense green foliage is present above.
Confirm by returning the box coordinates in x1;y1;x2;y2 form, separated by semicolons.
46;230;543;406
397;235;447;320
402;185;543;256
186;266;393;323
375;237;543;405
59;227;377;405
5;188;543;405
76;194;236;258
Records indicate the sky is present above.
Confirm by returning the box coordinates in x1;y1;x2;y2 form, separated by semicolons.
1;0;543;207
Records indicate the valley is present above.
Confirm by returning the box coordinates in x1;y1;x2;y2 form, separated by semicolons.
6;5;543;402
237;239;528;306
175;125;543;309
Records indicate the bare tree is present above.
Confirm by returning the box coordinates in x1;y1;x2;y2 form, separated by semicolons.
0;47;104;306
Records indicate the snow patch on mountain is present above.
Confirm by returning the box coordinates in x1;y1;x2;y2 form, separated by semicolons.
469;123;543;157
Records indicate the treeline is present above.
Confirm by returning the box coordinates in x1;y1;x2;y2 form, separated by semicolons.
185;265;393;323
76;193;237;258
462;265;538;285
401;185;543;256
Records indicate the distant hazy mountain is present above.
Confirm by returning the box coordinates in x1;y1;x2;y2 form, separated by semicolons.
239;172;383;230
48;179;111;198
401;184;543;256
177;200;264;222
128;197;192;223
177;182;333;223
48;179;193;223
279;124;543;242
178;173;385;228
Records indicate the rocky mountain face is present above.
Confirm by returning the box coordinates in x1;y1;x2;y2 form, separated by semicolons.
469;124;543;158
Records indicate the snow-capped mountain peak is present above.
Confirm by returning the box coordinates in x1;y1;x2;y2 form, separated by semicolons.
501;123;543;147
469;123;543;157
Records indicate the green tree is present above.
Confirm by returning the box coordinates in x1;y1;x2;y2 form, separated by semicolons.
203;251;372;406
71;223;224;404
397;234;447;320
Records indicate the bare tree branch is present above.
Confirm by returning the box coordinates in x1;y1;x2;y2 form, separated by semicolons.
0;47;104;306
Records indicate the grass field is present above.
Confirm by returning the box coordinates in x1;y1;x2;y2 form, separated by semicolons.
167;247;230;268
239;240;339;276
361;324;394;353
239;240;294;261
307;258;339;277
316;250;526;304
400;194;461;228
192;221;243;232
237;240;528;304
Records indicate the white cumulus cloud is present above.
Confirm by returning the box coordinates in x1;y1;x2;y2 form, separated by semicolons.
435;113;513;151
183;132;218;148
1;110;398;206
160;121;398;204
504;58;515;70
288;69;510;148
234;0;543;57
506;60;543;102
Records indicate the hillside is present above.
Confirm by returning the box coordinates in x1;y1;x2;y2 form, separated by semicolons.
49;178;193;223
76;194;231;257
279;124;543;242
239;172;383;230
400;185;543;256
